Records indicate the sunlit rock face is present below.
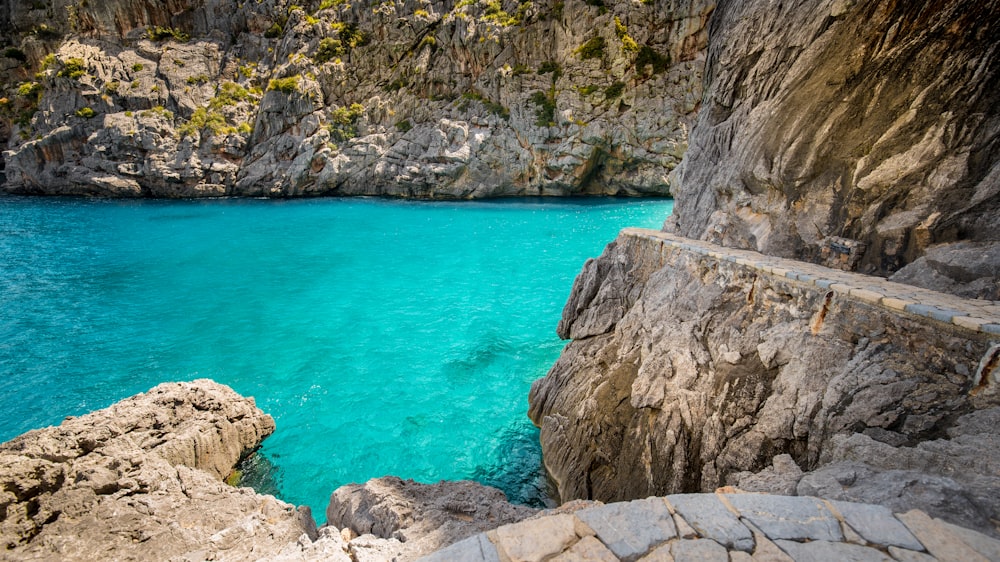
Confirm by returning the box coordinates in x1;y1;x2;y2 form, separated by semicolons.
0;0;715;198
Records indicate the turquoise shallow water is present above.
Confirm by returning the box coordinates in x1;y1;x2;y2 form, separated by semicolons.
0;195;673;522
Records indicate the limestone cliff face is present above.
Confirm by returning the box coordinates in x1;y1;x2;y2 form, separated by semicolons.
0;0;712;197
526;0;1000;526
528;231;1000;534
667;0;1000;280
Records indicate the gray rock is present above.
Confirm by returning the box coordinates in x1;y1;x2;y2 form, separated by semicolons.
666;494;753;552
773;540;893;562
724;495;842;543
0;380;314;561
670;538;729;561
327;476;537;560
417;534;500;562
828;501;924;551
575;497;677;561
667;0;1000;282
1;0;714;198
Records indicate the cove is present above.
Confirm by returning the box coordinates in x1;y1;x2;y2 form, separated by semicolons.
0;195;673;522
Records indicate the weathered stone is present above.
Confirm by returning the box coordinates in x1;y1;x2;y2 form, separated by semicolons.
575;497;677;560
667;494;753;552
327;476;537;561
896;510;990;562
828;501;923;551
416;533;500;562
0;380;313;561
887;547;938;562
550;536;620;562
773;540;892;562
670;538;729;561
666;0;1000;282
490;513;583;562
725;495;842;543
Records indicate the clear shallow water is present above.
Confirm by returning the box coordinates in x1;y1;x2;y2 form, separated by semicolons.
0;195;673;522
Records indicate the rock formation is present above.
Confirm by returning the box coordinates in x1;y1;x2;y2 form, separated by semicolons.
0;380;539;561
528;228;1000;536
0;0;714;197
667;0;1000;280
0;379;316;560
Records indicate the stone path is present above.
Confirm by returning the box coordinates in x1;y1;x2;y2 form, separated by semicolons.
621;228;1000;335
418;493;1000;561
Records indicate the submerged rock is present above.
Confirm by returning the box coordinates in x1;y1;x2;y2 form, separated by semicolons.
0;379;316;560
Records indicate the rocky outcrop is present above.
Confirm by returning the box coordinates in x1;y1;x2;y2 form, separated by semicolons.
318;476;539;561
0;379;316;561
528;230;1000;533
667;0;1000;278
0;0;714;197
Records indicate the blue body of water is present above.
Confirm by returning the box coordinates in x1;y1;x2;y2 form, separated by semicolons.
0;195;673;522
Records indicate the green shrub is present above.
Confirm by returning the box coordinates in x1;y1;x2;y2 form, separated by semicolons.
636;45;670;74
33;24;62;40
328;103;365;143
132;63;144;72
319;0;346;9
267;75;301;94
16;81;43;98
105;81;120;94
537;60;561;76
75;107;96;118
314;37;345;63
57;58;87;79
461;92;509;119
141;105;174;120
511;64;530;76
186;74;210;85
395;119;412;132
530;90;555;127
577;84;599;95
178;107;235;138
604;81;625;99
264;23;283;38
210;82;252;109
575;36;605;60
2;48;27;62
40;54;57;71
614;16;639;52
147;26;190;43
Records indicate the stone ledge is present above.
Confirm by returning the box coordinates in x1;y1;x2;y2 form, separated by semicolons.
418;494;1000;562
621;228;1000;336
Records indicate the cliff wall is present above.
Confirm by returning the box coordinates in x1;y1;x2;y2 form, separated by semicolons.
667;0;1000;280
528;229;1000;535
0;0;713;197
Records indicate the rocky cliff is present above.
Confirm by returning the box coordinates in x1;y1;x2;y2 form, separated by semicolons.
0;0;713;197
667;0;1000;282
527;0;1000;538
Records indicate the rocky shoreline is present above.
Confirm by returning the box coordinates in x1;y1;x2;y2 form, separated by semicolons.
0;380;544;561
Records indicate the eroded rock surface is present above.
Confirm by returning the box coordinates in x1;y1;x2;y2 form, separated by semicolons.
0;0;713;197
323;476;539;561
667;0;1000;277
0;379;315;561
528;231;1000;534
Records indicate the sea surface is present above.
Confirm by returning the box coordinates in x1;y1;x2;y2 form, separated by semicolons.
0;194;673;522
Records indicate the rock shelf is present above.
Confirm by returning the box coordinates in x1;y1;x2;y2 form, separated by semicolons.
421;493;1000;562
622;228;1000;336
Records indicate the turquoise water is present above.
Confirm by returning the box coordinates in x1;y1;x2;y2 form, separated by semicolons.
0;195;672;522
